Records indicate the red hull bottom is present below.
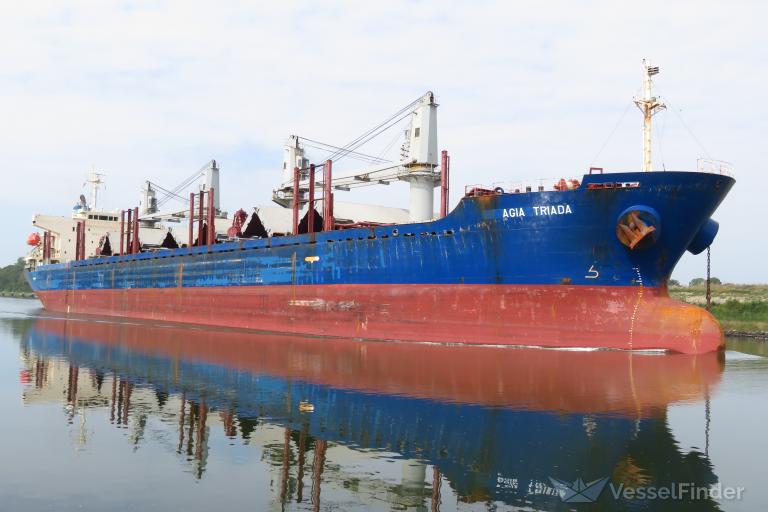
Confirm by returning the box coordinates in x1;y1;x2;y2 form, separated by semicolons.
36;284;724;354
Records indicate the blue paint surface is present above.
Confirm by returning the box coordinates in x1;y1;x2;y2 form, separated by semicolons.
27;171;734;291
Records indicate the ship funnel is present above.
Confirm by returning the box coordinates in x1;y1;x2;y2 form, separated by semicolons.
687;218;719;255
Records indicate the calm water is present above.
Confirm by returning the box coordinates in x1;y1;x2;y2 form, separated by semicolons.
0;297;766;511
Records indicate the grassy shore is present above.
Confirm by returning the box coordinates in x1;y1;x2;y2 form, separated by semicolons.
670;284;768;336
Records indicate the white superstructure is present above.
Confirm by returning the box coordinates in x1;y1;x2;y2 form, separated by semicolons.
25;170;206;268
26;92;447;268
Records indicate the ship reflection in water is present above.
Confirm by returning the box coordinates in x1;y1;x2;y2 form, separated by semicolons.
8;309;735;511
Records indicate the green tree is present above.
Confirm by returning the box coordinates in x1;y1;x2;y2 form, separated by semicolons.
0;258;32;293
689;277;721;287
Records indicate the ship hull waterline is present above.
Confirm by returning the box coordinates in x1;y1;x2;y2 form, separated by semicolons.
28;171;735;355
36;282;723;354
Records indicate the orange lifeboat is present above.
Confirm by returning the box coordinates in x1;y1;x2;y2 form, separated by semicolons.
26;232;41;246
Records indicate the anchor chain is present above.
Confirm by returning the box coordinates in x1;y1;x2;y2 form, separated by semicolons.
706;246;712;311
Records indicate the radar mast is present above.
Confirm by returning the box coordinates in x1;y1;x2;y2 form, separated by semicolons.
86;168;106;211
634;59;666;171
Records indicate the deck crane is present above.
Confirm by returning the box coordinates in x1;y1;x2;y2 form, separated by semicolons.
273;91;441;222
138;160;225;224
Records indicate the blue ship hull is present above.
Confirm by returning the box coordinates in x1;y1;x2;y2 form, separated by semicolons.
27;171;734;353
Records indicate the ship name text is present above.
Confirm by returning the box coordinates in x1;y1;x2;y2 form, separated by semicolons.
501;204;573;219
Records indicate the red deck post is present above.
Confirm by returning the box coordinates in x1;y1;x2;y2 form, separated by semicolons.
195;400;208;462
81;220;86;260
81;219;87;259
188;193;194;248
207;187;215;246
308;164;315;234
323;160;333;231
125;209;132;256
321;164;327;231
297;427;307;502
122;381;132;424
132;207;139;253
293;166;300;235
119;210;125;255
197;191;204;246
75;222;82;260
446;153;450;215
280;427;291;504
440;150;448;218
311;439;327;511
444;151;451;217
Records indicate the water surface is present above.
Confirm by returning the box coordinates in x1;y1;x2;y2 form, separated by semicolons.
0;297;765;511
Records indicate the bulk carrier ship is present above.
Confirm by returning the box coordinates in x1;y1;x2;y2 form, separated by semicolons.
24;61;734;354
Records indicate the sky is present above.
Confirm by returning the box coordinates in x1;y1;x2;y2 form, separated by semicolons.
1;0;765;283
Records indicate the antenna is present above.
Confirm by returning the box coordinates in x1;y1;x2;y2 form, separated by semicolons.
633;59;666;171
85;167;106;211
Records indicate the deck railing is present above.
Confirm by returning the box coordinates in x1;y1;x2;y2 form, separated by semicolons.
464;161;733;198
696;159;734;176
464;177;582;197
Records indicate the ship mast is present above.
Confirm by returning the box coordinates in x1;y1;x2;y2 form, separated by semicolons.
86;169;105;211
634;59;666;171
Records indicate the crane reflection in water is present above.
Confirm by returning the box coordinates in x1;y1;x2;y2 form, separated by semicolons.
13;314;724;511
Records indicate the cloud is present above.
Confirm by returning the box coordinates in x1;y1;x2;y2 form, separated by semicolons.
1;0;765;282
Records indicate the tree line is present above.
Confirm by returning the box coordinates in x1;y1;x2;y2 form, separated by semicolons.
669;278;722;287
0;259;32;292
